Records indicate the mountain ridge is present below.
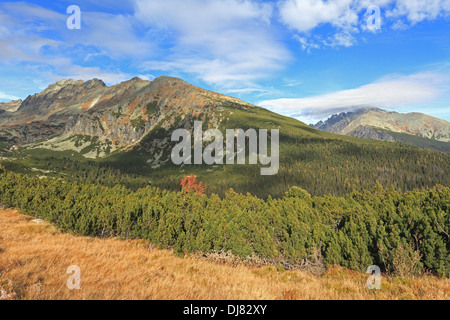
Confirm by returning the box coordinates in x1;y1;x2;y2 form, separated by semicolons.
312;108;450;152
0;76;256;154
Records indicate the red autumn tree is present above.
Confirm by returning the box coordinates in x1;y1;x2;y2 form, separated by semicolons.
180;174;205;195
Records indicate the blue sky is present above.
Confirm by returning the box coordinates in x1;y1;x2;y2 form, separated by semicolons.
0;0;449;123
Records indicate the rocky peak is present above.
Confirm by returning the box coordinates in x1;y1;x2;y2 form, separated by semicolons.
41;79;81;95
17;78;107;116
84;78;106;90
148;76;190;90
313;107;374;132
130;76;144;82
39;78;106;97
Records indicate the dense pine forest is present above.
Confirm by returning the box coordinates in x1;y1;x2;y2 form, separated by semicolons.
1;165;448;278
2;131;450;199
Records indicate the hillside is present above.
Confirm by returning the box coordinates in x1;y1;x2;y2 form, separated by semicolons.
312;108;450;152
0;77;449;198
1;209;449;300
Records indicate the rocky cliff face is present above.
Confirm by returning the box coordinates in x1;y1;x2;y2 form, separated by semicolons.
0;76;254;157
312;108;450;151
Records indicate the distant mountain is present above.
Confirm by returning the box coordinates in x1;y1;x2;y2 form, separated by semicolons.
312;108;450;152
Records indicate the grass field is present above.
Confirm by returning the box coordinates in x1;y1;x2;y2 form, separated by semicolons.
0;209;448;300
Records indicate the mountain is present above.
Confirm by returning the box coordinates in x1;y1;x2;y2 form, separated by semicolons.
0;76;252;154
0;77;449;198
312;108;450;152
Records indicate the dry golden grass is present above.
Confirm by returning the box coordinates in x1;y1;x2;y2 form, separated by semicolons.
0;209;449;300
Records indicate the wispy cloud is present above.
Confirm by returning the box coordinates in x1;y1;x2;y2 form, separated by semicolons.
0;2;153;89
0;92;21;101
258;72;450;123
135;0;291;90
0;1;291;95
278;0;361;33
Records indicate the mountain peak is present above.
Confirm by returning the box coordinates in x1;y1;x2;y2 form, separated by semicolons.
41;78;106;96
85;78;106;88
151;75;188;86
41;79;82;95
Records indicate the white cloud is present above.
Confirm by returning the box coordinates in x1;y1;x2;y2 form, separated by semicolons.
278;0;385;49
278;0;359;33
63;11;155;59
134;0;273;30
0;3;62;61
386;0;450;24
258;72;450;123
279;0;450;50
0;2;154;61
134;0;290;89
0;1;292;96
223;87;279;97
390;19;409;30
0;2;155;91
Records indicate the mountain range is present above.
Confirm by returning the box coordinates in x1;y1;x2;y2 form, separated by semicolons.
0;76;449;198
0;76;252;157
312;108;450;152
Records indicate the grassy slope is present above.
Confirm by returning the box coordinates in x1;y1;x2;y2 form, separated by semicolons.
1;208;448;300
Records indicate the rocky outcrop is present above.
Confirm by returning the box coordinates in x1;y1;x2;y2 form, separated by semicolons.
348;126;398;142
0;100;22;113
0;121;66;144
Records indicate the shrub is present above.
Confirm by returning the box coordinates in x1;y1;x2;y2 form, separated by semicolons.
180;174;205;196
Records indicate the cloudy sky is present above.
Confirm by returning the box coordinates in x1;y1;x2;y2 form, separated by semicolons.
0;0;449;123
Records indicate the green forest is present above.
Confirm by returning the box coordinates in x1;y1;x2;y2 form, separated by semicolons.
2;130;450;200
1;165;448;278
